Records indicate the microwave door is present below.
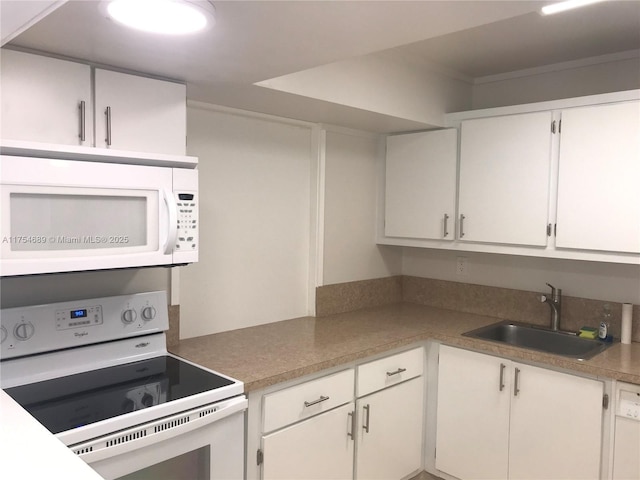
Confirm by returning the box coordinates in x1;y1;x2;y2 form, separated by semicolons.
0;156;176;276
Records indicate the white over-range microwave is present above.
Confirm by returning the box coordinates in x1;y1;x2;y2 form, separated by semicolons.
0;146;198;276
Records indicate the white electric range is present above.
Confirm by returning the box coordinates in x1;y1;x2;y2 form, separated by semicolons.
0;291;246;480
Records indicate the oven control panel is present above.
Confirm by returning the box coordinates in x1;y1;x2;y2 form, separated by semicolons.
56;305;104;330
0;291;168;360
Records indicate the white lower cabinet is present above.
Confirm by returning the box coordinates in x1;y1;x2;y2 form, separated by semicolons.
262;402;355;480
436;345;604;480
356;377;424;480
258;347;425;480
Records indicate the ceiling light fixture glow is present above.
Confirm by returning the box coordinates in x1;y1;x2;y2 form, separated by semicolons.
102;0;215;35
541;0;607;15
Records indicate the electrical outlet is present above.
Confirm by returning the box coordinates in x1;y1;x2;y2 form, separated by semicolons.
456;256;469;276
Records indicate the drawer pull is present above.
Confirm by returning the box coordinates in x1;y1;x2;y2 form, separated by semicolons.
304;395;329;408
499;363;506;392
386;367;407;377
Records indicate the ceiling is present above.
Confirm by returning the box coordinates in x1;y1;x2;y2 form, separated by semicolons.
4;0;640;131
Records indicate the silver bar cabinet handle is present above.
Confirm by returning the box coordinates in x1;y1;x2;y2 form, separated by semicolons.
499;363;506;391
386;367;407;377
304;395;329;408
105;106;112;146
347;411;355;440
78;100;86;142
460;214;466;238
443;213;450;237
514;367;521;396
362;404;370;433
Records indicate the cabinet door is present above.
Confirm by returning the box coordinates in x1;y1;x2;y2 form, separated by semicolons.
385;129;457;240
509;363;603;480
94;69;186;155
435;345;510;480
612;417;640;479
458;111;552;246
0;50;92;146
356;377;424;480
555;101;640;253
262;402;355;480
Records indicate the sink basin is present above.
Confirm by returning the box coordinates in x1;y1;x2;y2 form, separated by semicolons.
463;321;613;360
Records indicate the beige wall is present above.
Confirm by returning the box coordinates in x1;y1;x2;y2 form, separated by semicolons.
322;129;402;285
472;54;640;109
0;267;170;309
401;249;640;305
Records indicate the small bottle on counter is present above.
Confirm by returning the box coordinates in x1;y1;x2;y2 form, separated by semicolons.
599;304;612;342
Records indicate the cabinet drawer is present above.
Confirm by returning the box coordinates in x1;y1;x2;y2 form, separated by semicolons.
357;347;423;397
263;369;355;433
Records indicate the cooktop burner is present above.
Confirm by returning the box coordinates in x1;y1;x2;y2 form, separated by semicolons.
4;355;234;434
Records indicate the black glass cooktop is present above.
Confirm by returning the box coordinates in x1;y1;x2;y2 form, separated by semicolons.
4;355;234;434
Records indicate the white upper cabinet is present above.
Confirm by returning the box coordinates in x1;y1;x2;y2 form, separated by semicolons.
0;50;186;156
0;49;93;146
458;111;552;247
379;90;639;263
385;129;457;240
94;69;186;155
555;101;640;254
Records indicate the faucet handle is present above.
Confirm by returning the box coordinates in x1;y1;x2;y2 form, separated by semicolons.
545;283;561;299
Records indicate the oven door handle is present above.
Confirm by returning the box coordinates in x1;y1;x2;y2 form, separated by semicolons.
163;189;179;255
72;395;248;464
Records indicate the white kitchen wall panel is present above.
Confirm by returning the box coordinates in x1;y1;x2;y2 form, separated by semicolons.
180;106;312;337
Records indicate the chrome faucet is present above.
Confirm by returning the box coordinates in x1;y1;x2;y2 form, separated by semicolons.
540;283;562;331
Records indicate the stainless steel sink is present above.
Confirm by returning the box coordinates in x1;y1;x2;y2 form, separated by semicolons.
463;321;613;360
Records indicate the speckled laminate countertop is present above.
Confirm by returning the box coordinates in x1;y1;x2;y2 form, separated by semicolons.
169;303;640;392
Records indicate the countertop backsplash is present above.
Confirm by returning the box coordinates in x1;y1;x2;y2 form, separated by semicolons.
317;275;639;343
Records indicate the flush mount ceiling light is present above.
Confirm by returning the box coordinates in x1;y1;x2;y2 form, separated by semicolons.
541;0;607;15
101;0;215;35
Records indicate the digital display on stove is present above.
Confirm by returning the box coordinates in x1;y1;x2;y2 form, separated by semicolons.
4;356;235;435
70;309;87;319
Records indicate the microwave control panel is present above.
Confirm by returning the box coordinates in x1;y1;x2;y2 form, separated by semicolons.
176;192;198;252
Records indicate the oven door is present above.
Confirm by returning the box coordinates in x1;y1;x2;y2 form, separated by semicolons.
73;396;247;480
0;155;177;276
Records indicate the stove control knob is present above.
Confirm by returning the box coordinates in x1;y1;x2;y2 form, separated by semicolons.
141;306;156;321
141;393;155;408
14;321;35;341
122;398;136;413
122;309;137;324
1;325;7;344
